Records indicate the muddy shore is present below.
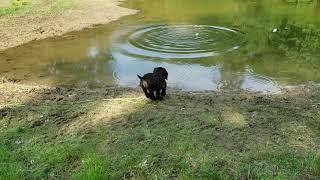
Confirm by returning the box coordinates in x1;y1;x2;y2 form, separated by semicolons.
0;0;137;51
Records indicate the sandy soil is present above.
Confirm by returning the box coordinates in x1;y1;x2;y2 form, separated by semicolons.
0;0;137;51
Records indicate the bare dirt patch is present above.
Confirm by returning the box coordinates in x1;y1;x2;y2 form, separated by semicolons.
0;0;137;51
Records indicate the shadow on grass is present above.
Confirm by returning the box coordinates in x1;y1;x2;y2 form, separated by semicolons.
0;81;320;179
0;82;148;179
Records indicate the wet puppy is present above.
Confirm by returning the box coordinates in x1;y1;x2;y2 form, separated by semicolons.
153;67;168;81
138;67;168;100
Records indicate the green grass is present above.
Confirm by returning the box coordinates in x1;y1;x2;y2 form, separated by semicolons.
0;0;29;16
0;143;23;179
314;156;320;176
0;0;77;16
75;154;110;180
0;85;319;179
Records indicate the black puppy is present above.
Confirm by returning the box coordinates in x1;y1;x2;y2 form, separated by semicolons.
153;67;168;81
138;67;168;100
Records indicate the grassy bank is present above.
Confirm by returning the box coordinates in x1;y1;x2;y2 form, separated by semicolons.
0;81;319;179
0;0;29;16
0;0;77;16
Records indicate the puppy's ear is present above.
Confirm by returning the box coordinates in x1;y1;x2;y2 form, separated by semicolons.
137;75;143;80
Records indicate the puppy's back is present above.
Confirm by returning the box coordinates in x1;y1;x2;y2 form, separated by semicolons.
143;73;165;90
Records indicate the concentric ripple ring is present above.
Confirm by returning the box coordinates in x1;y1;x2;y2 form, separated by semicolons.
112;24;245;59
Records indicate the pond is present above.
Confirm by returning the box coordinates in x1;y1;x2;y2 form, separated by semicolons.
1;0;320;93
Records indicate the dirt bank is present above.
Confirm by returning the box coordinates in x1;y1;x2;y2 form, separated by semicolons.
0;0;137;51
0;79;319;178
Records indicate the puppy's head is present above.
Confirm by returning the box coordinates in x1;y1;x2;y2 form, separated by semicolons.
153;67;168;80
137;75;149;88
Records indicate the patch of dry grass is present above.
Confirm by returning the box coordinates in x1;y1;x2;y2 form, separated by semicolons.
0;82;320;179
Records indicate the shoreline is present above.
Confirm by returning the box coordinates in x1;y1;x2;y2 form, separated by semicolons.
0;0;138;51
0;1;319;178
1;78;319;108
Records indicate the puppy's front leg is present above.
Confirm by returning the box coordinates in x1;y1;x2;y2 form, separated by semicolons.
161;88;166;97
142;88;150;98
156;89;163;100
149;90;156;100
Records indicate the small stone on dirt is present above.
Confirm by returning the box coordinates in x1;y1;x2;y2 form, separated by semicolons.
56;96;64;101
31;119;45;128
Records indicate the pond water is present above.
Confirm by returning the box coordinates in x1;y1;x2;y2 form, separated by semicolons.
1;0;320;92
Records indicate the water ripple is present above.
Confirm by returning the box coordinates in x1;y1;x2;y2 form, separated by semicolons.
112;24;245;59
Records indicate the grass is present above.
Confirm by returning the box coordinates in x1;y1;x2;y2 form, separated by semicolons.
0;0;77;16
75;154;110;180
0;82;319;179
0;143;23;179
0;0;29;16
315;156;320;176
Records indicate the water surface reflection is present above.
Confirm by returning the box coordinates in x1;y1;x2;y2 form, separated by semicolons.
0;0;319;92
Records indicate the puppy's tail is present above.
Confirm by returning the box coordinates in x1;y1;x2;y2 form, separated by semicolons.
137;75;143;80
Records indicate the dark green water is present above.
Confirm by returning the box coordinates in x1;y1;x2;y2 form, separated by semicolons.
1;0;320;92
